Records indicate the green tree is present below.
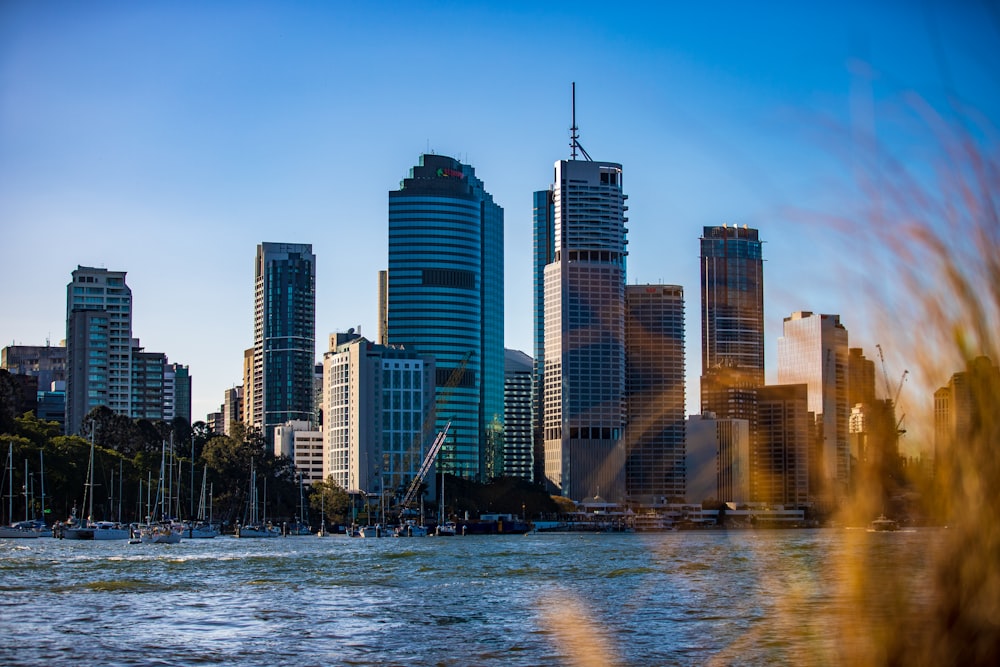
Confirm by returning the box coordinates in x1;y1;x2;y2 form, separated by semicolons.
309;475;351;525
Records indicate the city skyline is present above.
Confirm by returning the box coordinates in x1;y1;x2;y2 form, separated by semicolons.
2;2;996;450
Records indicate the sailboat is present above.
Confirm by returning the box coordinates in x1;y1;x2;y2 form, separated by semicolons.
317;493;327;537
235;460;279;538
286;474;312;536
137;440;183;544
186;465;219;538
1;443;39;539
62;434;130;540
435;470;456;536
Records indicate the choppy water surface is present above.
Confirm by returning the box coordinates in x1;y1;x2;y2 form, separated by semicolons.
0;529;940;666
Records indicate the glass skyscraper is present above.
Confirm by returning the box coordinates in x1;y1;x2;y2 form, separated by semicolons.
253;242;316;444
777;311;850;499
537;158;629;501
386;154;504;481
624;284;686;502
700;224;764;382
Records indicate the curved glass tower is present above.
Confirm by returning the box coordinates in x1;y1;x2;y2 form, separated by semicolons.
387;155;504;480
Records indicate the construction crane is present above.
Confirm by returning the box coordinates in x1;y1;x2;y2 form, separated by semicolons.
875;344;908;405
377;350;472;514
399;421;451;509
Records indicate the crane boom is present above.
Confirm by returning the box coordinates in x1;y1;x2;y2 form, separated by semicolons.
400;421;451;509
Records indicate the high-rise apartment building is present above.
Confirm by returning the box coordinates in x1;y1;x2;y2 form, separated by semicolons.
131;342;166;421
66;266;133;435
252;242;316;444
386;155;504;481
538;158;628;501
503;349;534;480
624;284;686;502
777;311;850;498
323;332;436;497
223;386;244;436
163;363;191;424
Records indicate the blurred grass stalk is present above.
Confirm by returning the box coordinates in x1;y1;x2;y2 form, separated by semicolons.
833;96;1000;664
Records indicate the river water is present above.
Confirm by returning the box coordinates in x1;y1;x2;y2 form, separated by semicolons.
0;529;941;666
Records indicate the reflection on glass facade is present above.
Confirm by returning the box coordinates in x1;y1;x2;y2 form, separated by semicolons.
700;225;764;381
777;311;850;498
387;155;504;481
540;159;629;501
625;285;685;502
254;242;316;444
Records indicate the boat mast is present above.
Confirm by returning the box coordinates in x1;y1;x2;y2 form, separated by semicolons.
39;449;46;521
6;443;13;525
86;433;95;523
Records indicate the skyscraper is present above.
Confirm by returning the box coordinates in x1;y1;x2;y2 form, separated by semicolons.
538;156;629;502
700;224;764;381
252;242;316;444
777;311;850;498
386;154;504;480
503;348;534;480
65;266;133;435
625;284;686;502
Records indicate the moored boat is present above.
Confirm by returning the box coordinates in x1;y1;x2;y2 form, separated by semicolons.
868;514;899;532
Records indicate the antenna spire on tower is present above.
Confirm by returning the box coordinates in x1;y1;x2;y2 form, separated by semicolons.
569;82;592;161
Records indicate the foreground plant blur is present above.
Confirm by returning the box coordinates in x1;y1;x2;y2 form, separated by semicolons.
828;97;1000;664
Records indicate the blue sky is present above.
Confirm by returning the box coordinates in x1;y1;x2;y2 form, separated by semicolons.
2;1;997;449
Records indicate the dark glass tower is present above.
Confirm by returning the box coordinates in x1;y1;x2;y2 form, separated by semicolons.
387;154;504;481
253;242;316;444
700;225;764;381
625;284;686;502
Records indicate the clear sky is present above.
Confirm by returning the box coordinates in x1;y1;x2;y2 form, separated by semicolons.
2;1;997;450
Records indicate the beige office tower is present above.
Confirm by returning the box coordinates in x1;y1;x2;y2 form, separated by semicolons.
777;311;850;501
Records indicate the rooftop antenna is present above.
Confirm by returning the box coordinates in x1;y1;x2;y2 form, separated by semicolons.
570;82;592;161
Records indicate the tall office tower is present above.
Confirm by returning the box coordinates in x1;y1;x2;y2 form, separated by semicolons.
756;384;811;505
130;341;166;421
386;154;504;480
624;285;686;503
700;224;764;380
323;332;436;497
66;266;133;435
503;349;534;480
164;363;191;424
777;311;850;499
223;386;244;436
252;242;316;445
686;414;751;505
539;155;629;502
532;188;556;486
